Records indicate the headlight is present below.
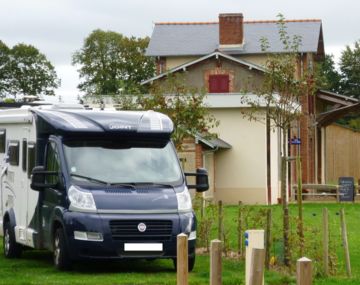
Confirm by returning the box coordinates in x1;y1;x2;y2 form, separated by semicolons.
176;188;192;212
68;185;97;212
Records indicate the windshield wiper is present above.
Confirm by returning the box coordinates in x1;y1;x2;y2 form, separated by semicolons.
132;182;174;189
70;173;108;185
109;182;136;189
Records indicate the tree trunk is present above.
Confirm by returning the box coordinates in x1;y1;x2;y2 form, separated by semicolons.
281;131;291;268
296;156;304;257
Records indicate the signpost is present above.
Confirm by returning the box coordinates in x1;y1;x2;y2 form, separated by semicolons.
338;177;355;202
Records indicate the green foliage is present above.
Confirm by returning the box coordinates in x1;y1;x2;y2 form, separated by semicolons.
315;54;341;93
114;74;219;149
72;29;155;96
0;41;59;97
339;40;360;98
245;13;310;131
0;40;11;95
138;75;219;148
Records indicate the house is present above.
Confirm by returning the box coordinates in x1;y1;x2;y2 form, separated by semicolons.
143;13;326;204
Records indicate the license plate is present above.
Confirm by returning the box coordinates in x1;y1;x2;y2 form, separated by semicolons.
124;243;163;251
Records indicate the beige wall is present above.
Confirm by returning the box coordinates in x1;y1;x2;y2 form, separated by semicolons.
236;54;268;67
210;108;268;204
166;56;198;70
182;57;264;92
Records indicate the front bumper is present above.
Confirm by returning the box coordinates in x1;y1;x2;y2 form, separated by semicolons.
62;211;196;260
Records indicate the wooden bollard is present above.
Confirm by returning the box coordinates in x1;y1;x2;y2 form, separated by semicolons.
249;248;265;285
210;239;222;285
177;233;188;285
340;208;352;277
297;257;312;285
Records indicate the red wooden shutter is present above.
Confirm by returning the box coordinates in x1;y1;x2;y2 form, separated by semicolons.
208;74;230;93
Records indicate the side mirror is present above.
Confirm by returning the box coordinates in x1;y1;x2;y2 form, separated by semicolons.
30;166;58;191
185;168;209;192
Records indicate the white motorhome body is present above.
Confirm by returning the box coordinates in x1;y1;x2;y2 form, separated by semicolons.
0;107;37;246
0;105;208;270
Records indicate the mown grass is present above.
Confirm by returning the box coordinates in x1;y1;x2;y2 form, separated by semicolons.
0;243;291;285
0;203;359;284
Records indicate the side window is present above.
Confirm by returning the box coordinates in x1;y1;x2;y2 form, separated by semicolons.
0;129;5;153
46;142;60;185
22;139;27;172
8;141;19;166
27;142;36;178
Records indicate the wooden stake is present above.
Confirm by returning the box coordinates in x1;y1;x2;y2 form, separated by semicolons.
340;208;351;277
177;233;188;285
296;156;304;257
265;208;272;270
297;257;312;285
238;201;243;258
210;239;222;285
218;200;223;240
322;208;329;276
249;248;265;285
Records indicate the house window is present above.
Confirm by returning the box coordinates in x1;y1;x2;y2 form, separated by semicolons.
208;74;230;93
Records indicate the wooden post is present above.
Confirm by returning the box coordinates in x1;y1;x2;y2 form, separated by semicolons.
218;200;223;240
210;239;222;285
177;233;188;285
336;185;340;202
238;201;243;258
249;248;265;285
322;208;329;276
340;208;351;277
265;208;272;269
297;257;312;285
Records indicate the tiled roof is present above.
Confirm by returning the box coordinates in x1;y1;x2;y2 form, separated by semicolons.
146;20;323;56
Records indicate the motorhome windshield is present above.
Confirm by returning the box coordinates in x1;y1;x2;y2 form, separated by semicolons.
63;140;183;185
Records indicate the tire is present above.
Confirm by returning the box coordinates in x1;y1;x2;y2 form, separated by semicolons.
3;221;22;258
53;228;72;270
172;255;196;272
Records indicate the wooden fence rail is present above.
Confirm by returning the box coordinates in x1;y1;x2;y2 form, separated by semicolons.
292;183;360;202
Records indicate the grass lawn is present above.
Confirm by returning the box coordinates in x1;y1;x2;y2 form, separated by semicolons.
0;203;359;284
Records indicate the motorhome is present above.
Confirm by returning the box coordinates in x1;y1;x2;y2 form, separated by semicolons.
0;104;208;270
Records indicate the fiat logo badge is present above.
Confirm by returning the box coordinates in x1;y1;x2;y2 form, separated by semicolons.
137;223;147;232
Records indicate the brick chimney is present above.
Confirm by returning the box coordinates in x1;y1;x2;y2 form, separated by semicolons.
219;13;244;46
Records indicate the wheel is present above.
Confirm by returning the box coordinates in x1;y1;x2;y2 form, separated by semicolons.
53;228;72;270
172;255;196;272
3;221;22;258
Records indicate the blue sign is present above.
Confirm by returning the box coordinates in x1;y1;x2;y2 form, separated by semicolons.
290;138;301;145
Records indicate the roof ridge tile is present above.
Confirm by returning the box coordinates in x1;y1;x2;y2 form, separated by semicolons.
155;19;322;25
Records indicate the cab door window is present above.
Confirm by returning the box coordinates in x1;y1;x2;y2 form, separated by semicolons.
46;142;60;185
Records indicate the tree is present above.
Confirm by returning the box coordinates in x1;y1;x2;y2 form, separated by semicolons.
9;43;60;96
241;14;312;268
115;74;219;149
72;29;155;96
0;40;11;96
316;54;341;93
339;40;360;98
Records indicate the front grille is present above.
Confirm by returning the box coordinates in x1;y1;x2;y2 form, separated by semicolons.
109;220;173;241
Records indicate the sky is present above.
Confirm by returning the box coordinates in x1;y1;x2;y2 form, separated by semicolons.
0;0;359;103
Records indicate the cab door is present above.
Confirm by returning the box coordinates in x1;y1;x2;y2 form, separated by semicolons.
42;141;65;248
